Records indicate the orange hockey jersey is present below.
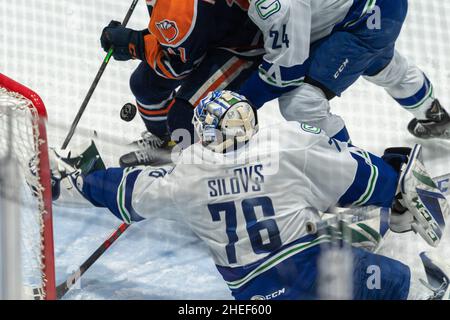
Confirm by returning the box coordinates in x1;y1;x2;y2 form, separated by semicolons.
143;0;262;80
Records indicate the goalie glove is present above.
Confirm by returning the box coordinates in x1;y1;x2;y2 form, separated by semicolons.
50;141;105;206
390;144;449;247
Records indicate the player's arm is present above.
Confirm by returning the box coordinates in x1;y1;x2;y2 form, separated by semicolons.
342;144;449;247
99;21;182;109
80;165;180;223
100;0;212;97
239;0;312;108
50;143;180;223
301;130;449;247
295;128;400;212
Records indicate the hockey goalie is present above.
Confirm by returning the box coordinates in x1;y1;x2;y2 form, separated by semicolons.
51;90;450;300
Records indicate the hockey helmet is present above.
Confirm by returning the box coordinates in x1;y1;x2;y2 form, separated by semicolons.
193;90;258;153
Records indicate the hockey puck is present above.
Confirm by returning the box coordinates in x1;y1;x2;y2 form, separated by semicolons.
120;103;137;122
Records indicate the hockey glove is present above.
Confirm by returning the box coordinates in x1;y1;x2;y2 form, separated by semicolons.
49;141;105;206
100;20;147;61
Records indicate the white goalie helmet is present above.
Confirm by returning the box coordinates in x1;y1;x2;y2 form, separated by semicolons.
193;90;259;153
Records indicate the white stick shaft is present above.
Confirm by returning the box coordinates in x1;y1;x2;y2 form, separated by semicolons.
306;206;382;235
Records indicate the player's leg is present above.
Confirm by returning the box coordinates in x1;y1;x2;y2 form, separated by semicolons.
130;61;176;140
119;62;179;167
278;30;396;142
364;50;450;139
278;84;350;142
358;0;450;139
348;246;411;300
226;238;444;300
349;247;450;300
278;0;409;143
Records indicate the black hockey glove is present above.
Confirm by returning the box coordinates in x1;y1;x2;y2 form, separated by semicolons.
100;20;147;61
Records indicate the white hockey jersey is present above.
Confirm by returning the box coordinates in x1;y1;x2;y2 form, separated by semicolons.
247;0;375;88
129;122;359;268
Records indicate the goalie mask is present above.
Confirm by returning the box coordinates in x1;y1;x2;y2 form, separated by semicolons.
193;90;259;153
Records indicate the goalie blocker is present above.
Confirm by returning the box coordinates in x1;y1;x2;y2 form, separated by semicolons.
387;145;449;247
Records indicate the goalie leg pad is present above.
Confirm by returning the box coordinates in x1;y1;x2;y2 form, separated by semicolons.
419;252;450;300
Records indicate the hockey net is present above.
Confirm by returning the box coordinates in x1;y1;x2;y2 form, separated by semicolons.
0;74;56;300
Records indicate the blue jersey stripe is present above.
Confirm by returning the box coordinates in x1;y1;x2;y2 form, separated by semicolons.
394;76;432;108
215;234;318;283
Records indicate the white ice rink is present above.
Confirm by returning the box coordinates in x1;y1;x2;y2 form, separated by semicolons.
2;0;450;299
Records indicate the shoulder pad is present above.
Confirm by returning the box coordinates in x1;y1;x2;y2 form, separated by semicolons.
149;0;198;47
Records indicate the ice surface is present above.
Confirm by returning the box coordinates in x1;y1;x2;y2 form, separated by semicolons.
2;0;450;299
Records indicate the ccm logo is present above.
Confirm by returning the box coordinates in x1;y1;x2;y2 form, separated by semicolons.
334;59;350;79
251;288;286;300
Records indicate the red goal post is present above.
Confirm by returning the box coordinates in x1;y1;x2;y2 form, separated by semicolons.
0;73;56;300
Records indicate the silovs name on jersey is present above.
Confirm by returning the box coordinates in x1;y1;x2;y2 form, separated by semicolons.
208;165;265;198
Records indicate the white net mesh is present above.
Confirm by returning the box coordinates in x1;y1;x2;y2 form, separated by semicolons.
0;84;48;299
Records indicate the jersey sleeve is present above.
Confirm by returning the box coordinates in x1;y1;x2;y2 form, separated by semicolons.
81;166;180;224
294;124;399;211
131;166;181;221
239;0;312;108
293;126;359;212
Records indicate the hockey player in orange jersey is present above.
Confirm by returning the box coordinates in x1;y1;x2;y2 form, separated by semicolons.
101;0;264;167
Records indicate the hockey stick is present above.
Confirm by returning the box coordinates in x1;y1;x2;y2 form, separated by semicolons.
306;206;383;235
55;2;139;298
61;0;139;150
55;223;130;299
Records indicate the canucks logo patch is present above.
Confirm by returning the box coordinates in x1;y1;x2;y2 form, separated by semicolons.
255;0;281;20
155;19;179;43
301;123;322;134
